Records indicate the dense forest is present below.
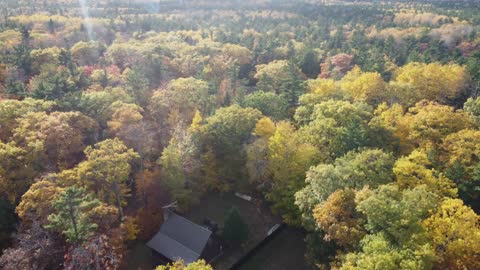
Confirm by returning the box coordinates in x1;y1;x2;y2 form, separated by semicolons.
1;0;480;269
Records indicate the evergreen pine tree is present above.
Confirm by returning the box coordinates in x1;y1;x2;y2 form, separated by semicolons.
46;186;100;244
222;207;248;246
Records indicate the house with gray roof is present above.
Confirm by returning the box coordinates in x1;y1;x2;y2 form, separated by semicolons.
147;213;221;265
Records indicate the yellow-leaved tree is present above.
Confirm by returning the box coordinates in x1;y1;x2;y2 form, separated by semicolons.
393;150;457;198
307;78;340;100
371;101;475;154
16;179;63;223
423;199;480;270
266;121;319;225
442;129;480;177
313;188;366;250
156;260;213;270
254;117;276;138
392;62;467;104
340;67;387;105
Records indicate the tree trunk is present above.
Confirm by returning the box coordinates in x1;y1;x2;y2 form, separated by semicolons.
112;183;124;220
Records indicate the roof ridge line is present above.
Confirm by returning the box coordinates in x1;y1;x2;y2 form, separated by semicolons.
170;213;213;234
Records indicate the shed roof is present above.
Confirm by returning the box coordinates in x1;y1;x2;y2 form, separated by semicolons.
147;213;212;264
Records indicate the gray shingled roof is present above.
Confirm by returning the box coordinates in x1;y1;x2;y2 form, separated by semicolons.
147;213;212;264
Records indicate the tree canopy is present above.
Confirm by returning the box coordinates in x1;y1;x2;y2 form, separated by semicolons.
1;1;480;269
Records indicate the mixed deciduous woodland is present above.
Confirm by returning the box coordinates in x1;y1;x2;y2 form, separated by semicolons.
1;0;480;269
